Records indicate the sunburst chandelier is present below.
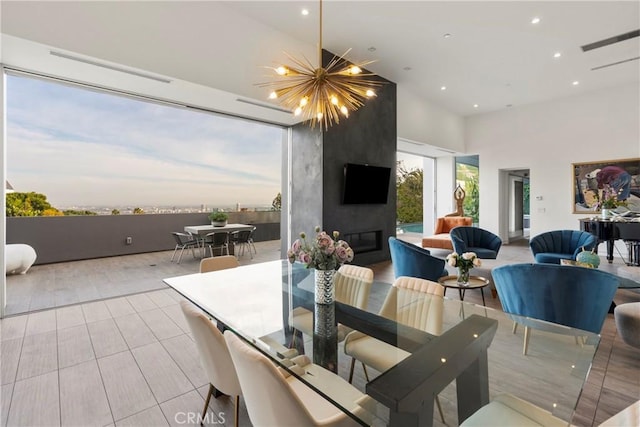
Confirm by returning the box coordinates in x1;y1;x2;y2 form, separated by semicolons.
259;0;382;130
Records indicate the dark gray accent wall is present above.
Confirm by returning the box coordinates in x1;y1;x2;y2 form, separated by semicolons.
286;124;324;254
289;50;397;265
7;212;280;265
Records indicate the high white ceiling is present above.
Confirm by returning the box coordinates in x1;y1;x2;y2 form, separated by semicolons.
1;1;639;122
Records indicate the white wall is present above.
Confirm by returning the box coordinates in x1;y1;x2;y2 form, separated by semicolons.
397;85;465;153
466;83;640;248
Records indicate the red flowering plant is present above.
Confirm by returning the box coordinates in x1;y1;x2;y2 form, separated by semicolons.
287;226;354;270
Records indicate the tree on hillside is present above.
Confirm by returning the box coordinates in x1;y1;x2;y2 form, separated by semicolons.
111;209;120;215
271;192;282;211
396;162;423;224
6;192;56;216
133;207;144;214
43;208;64;216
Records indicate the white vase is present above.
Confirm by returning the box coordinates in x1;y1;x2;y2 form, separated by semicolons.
601;209;612;220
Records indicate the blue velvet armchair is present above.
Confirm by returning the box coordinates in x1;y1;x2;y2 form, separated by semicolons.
529;230;598;264
449;226;502;259
493;263;618;354
388;237;448;282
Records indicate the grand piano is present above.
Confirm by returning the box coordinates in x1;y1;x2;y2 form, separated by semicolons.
580;218;640;265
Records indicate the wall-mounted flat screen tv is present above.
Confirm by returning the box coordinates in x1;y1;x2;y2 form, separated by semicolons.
342;163;391;204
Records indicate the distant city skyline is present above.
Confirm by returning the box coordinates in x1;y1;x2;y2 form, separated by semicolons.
6;74;283;208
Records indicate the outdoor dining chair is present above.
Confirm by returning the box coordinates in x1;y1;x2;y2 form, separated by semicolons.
170;232;199;264
204;231;230;257
230;228;255;258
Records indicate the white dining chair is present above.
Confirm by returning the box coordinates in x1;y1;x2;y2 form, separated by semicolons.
290;264;374;345
180;301;242;427
343;276;446;423
224;330;368;427
199;255;239;273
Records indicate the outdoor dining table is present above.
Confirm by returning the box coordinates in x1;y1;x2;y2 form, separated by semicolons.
184;223;254;237
163;259;600;426
184;223;254;256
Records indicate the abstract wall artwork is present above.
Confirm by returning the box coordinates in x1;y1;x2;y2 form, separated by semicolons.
572;158;640;213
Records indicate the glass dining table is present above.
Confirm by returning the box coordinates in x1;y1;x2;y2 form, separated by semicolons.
163;260;599;427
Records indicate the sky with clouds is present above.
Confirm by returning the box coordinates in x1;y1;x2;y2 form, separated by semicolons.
6;74;283;209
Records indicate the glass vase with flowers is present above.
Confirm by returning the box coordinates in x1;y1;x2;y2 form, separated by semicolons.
594;185;628;219
446;251;481;286
287;227;354;303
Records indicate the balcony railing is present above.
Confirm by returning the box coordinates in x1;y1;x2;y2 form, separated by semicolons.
6;211;281;265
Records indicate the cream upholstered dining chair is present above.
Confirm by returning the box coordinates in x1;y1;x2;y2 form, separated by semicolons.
290;264;374;344
224;330;366;427
461;394;640;427
343;276;446;422
199;255;239;273
459;393;568;426
179;301;242;427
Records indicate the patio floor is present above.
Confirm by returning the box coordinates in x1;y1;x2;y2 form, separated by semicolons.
5;240;283;316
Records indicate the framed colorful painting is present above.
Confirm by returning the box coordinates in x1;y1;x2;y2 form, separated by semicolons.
572;158;640;213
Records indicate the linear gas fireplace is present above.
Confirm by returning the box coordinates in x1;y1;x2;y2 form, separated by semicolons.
343;230;382;254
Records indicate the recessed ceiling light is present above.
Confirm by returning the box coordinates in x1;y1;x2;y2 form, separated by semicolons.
443;33;452;38
531;17;541;24
553;52;562;58
572;81;580;86
440;86;447;91
301;9;309;16
473;104;479;108
368;46;377;52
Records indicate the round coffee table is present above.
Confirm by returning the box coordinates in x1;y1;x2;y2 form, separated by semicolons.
438;275;491;306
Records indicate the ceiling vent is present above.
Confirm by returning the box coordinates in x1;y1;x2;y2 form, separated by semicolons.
581;29;639;52
236;98;292;114
592;56;640;71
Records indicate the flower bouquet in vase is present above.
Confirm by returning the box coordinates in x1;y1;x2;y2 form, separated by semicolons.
593;185;628;220
287;226;354;304
446;252;481;286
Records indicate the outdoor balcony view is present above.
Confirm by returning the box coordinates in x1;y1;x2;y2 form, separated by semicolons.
4;73;442;316
4;73;286;315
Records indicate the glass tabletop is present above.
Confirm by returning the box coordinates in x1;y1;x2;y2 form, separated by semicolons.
164;260;600;426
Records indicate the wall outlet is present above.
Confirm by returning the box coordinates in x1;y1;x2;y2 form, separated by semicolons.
126;237;132;245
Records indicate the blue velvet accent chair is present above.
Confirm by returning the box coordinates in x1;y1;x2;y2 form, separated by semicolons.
493;263;619;354
388;237;448;281
449;226;502;259
529;230;598;264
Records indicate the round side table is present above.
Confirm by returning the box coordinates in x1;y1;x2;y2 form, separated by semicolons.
437;275;491;306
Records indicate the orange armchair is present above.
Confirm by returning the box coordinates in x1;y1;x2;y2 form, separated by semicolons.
421;216;473;250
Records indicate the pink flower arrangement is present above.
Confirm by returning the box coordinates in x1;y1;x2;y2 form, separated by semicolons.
288;226;354;270
593;185;628;210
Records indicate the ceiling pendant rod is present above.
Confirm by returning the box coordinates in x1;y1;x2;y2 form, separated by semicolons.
318;0;323;68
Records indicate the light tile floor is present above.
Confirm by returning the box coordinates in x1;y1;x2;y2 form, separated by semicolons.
1;288;247;427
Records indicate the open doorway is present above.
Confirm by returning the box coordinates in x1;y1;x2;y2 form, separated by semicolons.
396;152;434;246
505;169;530;241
